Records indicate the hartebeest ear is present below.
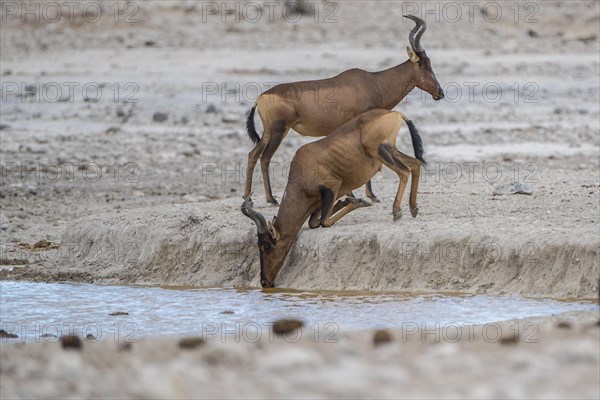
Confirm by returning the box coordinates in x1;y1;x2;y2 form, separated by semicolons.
267;218;280;242
407;46;420;63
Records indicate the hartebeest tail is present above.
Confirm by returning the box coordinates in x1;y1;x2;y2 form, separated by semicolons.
246;106;260;144
404;118;427;168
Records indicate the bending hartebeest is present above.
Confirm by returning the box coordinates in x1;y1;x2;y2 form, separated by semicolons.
242;109;425;288
244;15;443;205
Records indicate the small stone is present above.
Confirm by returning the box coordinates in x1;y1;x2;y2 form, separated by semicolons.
373;329;392;346
499;333;519;345
41;333;57;339
105;126;121;134
119;343;133;351
84;334;97;341
0;212;9;226
153;112;168;122
60;335;82;350
222;114;239;123
0;329;18;339
178;337;205;349
109;311;129;316
206;104;218;114
494;182;534;196
220;310;235;314
119;342;133;351
556;321;572;329
272;319;304;335
508;182;533;195
33;240;52;249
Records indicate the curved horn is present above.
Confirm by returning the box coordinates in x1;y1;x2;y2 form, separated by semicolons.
241;198;267;234
404;15;426;52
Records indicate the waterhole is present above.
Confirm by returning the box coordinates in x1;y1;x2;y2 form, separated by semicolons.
0;281;596;342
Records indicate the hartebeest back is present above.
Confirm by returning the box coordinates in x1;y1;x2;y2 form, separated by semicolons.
242;109;426;288
244;15;443;205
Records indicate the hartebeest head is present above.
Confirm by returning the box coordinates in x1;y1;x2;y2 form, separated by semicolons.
404;15;444;101
242;198;284;288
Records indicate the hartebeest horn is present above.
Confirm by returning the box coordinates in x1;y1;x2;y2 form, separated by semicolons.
241;197;268;234
404;15;426;52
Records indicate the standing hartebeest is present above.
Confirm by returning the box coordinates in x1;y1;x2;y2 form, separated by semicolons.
242;109;425;288
243;15;443;205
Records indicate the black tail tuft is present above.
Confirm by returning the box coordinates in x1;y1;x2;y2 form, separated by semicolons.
405;119;427;168
246;106;260;144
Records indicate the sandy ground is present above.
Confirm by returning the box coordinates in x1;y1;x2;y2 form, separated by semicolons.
1;312;599;399
1;1;599;398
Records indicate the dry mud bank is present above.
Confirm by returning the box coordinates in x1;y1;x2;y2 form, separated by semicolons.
3;188;598;298
1;312;598;399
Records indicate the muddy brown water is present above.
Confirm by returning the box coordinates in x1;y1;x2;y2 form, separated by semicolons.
0;281;597;342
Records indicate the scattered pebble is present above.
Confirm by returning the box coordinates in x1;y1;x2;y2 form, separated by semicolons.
220;310;235;314
60;335;82;350
222;114;239;123
272;319;304;335
509;182;533;195
499;333;519;345
17;240;60;251
0;329;18;339
493;182;533;196
40;333;57;339
178;337;205;349
556;321;572;329
119;343;133;351
84;334;97;341
206;104;218;113
153;112;168;122
109;311;129;316
373;329;392;346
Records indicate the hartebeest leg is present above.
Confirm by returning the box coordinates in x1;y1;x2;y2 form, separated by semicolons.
244;139;268;199
395;150;422;217
259;120;289;206
365;180;380;203
318;188;371;228
308;197;356;229
377;144;419;221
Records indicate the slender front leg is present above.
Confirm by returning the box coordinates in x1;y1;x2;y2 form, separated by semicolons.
259;120;288;206
244;139;268;199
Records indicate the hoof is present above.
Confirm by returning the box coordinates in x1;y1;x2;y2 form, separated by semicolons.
368;195;381;203
348;197;372;207
393;210;403;221
267;198;279;206
357;199;372;208
410;206;419;218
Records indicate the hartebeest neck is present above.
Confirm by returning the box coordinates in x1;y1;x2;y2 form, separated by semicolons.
273;197;314;244
373;60;416;110
265;196;316;279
